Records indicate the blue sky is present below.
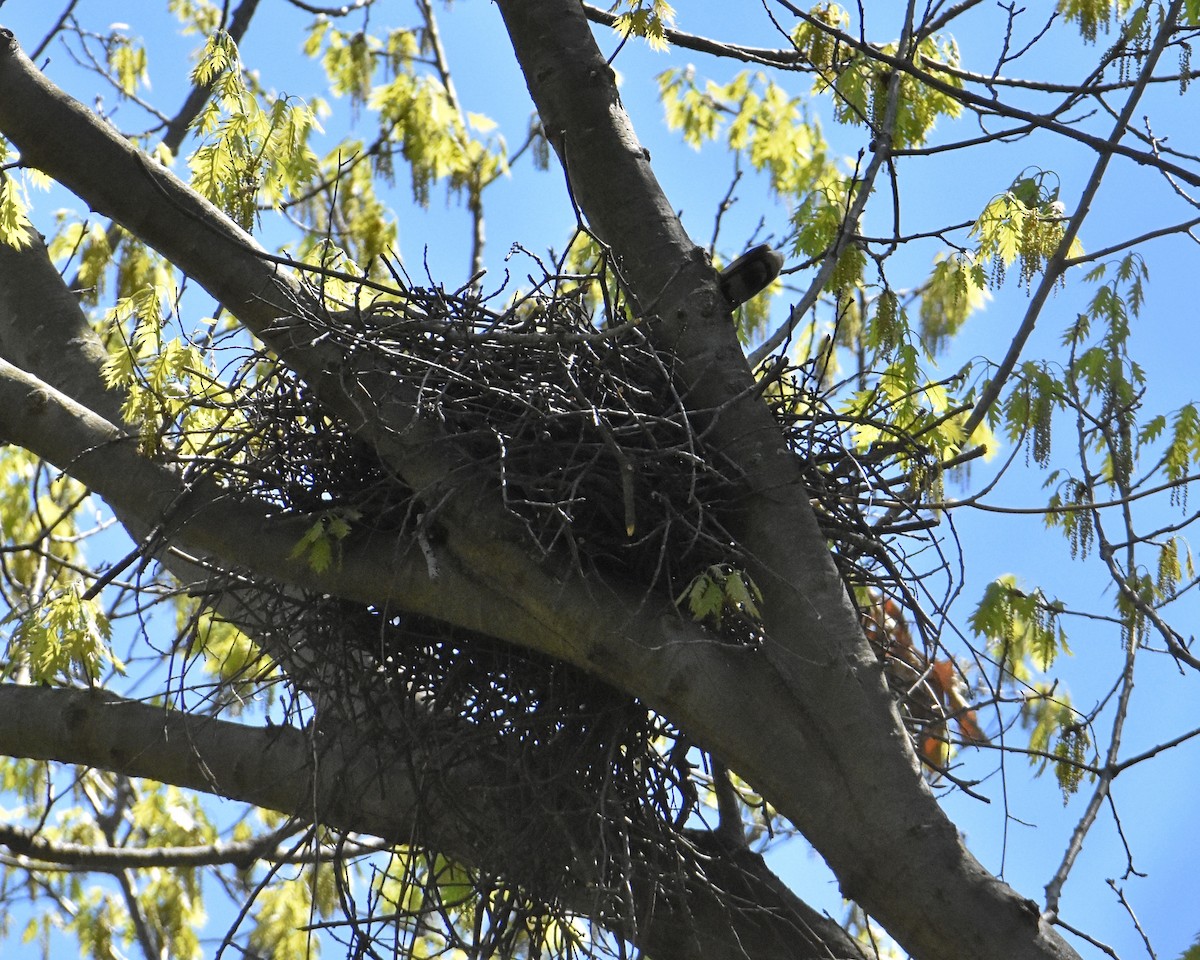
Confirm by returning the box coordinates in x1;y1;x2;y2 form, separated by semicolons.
0;2;1197;958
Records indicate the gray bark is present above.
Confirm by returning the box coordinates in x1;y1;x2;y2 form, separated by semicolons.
0;684;865;960
493;4;1079;960
0;10;1084;960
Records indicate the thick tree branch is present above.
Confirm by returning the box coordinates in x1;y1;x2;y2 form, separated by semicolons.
494;4;1080;960
0;227;124;424
0;684;864;960
0;25;473;508
0;15;1079;960
0;356;459;615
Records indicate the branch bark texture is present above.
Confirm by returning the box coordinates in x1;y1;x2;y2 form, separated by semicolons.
0;12;1084;960
493;3;1080;959
0;684;864;960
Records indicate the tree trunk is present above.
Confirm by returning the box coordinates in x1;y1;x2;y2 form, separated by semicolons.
492;4;1080;959
0;13;1082;960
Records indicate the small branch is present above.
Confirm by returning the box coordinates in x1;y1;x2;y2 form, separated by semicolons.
281;0;377;15
961;0;1186;441
30;0;84;62
749;4;918;366
0;823;378;871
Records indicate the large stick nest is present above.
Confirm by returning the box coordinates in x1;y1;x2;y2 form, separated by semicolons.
174;257;949;950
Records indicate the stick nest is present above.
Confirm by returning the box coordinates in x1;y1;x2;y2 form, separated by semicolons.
181;261;948;952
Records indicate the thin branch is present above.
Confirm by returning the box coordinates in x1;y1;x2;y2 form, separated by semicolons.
0;823;381;871
960;1;1185;441
30;0;83;62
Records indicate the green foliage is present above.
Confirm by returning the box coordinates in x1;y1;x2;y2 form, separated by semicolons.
169;0;221;36
1068;255;1148;487
0;450;85;588
844;340;995;466
826;36;964;148
249;862;335;960
969;169;1080;289
305;20;507;222
610;0;677;50
790;9;965;148
792;176;865;291
1044;476;1095;560
371;850;583;958
45;219;115;304
4;583;123;684
302;141;398;265
1025;693;1093;802
677;563;763;630
289;511;357;573
181;603;274;713
371;71;503;206
658;67;833;193
971;578;1097;801
1057;0;1137;43
918;253;989;350
658;67;727;149
188;32;323;230
306;21;404;105
971;575;1069;676
1003;362;1066;469
5;2;1200;957
1156;535;1192;598
1163;402;1200;494
112;235;176;306
18;779;216;960
99;283;246;458
0;173;33;250
108;34;149;97
791;4;852;72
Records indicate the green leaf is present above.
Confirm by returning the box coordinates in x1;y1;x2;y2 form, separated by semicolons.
109;35;149;97
1057;0;1136;43
677;564;764;629
611;0;676;50
289;511;357;573
6;584;124;684
0;176;33;249
970;575;1070;677
1176;933;1200;960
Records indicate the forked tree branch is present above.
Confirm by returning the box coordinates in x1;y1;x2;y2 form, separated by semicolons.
0;12;1083;959
495;4;1081;959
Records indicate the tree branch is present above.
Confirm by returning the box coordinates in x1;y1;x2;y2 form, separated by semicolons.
495;4;1080;960
960;0;1185;441
0;683;865;960
0;823;319;871
0;356;461;617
